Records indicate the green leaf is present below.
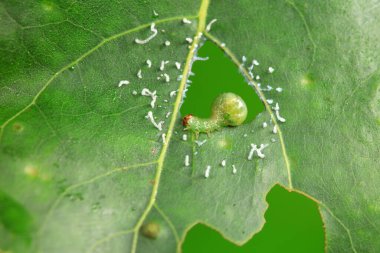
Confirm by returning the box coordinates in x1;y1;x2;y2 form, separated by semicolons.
1;0;379;252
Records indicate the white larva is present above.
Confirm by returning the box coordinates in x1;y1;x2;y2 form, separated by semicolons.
141;88;157;108
273;103;286;122
165;111;171;118
194;56;209;61
205;165;211;178
206;18;217;32
232;164;237;174
153;10;159;17
175;62;181;70
242;56;247;62
185;155;190;167
262;122;268;128
132;90;138;95
145;111;164;131
248;143;269;159
164;40;171;46
252;59;259;66
268;67;275;73
182;18;192;24
273;125;278;134
185;37;193;43
256;75;260;80
169;90;177;97
276;87;283;92
146;59;152;68
163;73;170;83
195;139;207;146
182;134;187;141
135;23;158;44
160;60;169;71
221;160;226;167
267;99;274;104
221;42;226;47
137;69;142;79
118;80;130;87
162;133;166;144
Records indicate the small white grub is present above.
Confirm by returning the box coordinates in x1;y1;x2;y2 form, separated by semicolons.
232;164;237;174
165;111;171;118
253;59;259;66
137;69;142;79
194;56;209;61
266;99;273;104
163;99;168;103
160;60;169;71
141;88;157;108
146;59;152;68
221;42;226;47
273;125;278;134
248;143;269;159
262;122;268;128
271;138;276;143
162;133;166;144
182;134;187;141
135;23;158;44
175;62;181;70
163;73;170;83
185;37;193;44
182;18;192;24
273;103;286;122
195;139;207;146
185;155;190;167
164;40;171;46
221;160;226;167
242;56;247;62
276;87;283;92
169;90;177;97
145;111;164;131
206;18;217;32
153;10;159;17
118;80;130;87
256;75;260;80
268;67;275;73
205;165;211;178
132;90;138;95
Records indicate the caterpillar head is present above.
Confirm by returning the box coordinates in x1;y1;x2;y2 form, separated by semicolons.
182;114;193;127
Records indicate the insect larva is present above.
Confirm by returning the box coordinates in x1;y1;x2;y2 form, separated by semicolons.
248;144;269;159
169;91;177;97
204;166;211;178
195;139;207;146
273;103;286;122
256;75;260;80
268;67;275;73
183;93;247;135
163;73;170;83
145;111;164;131
141;88;157;108
162;133;166;144
182;18;192;24
185;37;193;43
175;62;181;70
118;80;130;87
206;18;217;32
182;134;187;141
137;69;142;79
266;99;273;104
135;23;158;44
153;10;159;17
252;59;259;66
146;59;152;68
185;155;190;167
232;164;237;174
165;112;171;118
160;60;169;71
141;222;160;239
273;125;278;134
262;122;268;128
221;160;226;167
276;87;283;92
164;40;171;46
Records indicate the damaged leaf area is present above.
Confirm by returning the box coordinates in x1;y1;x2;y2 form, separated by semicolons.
0;0;379;253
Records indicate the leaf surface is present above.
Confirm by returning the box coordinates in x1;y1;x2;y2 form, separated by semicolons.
0;0;379;252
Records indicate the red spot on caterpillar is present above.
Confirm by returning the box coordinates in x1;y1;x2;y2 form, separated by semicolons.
183;114;193;126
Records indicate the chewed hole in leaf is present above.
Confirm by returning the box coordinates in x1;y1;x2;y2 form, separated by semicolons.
180;40;265;123
182;185;325;253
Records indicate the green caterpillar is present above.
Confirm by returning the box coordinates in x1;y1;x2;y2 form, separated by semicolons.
183;93;248;136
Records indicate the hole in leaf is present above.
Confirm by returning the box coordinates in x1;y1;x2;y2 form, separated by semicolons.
180;40;265;123
182;185;324;253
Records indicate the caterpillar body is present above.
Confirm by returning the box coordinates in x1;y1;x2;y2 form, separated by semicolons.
183;93;247;135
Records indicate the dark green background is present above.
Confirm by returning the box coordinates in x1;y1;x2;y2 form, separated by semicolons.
180;41;324;252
